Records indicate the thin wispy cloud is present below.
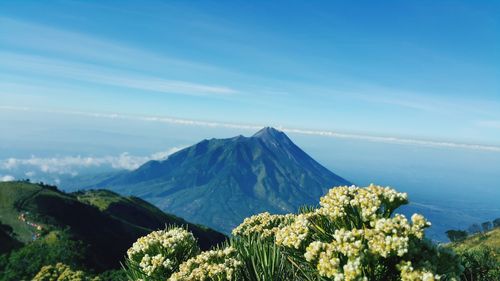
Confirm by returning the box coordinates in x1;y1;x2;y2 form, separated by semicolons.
0;52;237;97
1;15;499;146
2;106;499;153
0;18;238;97
0;17;216;72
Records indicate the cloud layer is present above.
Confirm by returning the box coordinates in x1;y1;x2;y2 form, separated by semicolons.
0;175;15;182
2;106;500;153
0;147;183;177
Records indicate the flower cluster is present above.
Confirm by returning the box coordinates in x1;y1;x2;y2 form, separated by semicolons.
168;247;242;281
318;186;356;219
126;227;200;280
275;213;311;249
273;185;435;280
364;214;412;257
411;214;431;239
398;261;441;281
232;212;294;239
367;184;408;206
33;263;99;281
304;241;340;278
332;229;364;257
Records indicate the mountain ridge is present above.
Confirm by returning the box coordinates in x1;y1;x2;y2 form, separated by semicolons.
88;127;351;233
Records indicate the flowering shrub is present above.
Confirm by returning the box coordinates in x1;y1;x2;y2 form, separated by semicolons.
33;263;99;281
124;227;200;281
234;184;461;281
124;184;462;281
231;212;294;239
168;246;242;281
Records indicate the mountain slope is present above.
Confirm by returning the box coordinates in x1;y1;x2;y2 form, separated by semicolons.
448;228;500;261
0;181;226;271
90;127;350;233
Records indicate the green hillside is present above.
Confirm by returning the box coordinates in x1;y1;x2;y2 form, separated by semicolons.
446;228;500;280
449;228;500;261
0;181;226;279
73;189;227;250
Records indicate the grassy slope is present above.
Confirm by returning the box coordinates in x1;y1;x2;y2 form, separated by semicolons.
448;228;500;261
0;181;51;242
0;182;226;271
74;189;227;250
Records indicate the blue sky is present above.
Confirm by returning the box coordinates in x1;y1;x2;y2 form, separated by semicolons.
1;0;499;146
1;2;499;238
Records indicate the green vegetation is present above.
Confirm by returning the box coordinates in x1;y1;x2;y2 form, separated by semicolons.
447;228;500;281
448;228;500;261
0;230;88;281
0;181;225;281
73;189;226;250
446;230;468;242
33;263;99;281
123;184;464;281
2;179;497;281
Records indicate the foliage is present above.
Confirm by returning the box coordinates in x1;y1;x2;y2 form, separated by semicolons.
0;221;22;253
480;221;492;233
0;181;225;279
456;247;499;281
449;228;500;260
446;230;468;242
33;263;99;281
123;226;200;281
0;231;88;281
231;235;297;281
467;224;481;235
233;184;462;281
123;184;462;281
168;246;242;281
493;218;500;228
232;212;295;240
97;269;128;281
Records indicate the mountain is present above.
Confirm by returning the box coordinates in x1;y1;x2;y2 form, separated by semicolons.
0;181;226;272
89;127;350;233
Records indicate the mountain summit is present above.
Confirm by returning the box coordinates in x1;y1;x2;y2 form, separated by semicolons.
253;126;288;141
91;127;350;233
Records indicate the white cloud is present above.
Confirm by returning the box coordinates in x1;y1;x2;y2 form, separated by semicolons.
2;106;500;153
0;147;183;176
0;175;15;182
280;128;500;152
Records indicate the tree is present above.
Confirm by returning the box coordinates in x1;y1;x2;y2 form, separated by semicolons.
467;224;481;234
445;230;468;242
0;231;88;281
481;221;493;232
493;218;500;228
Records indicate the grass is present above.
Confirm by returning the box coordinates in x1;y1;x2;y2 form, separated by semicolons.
0;181;226;271
0;181;46;243
449;228;500;261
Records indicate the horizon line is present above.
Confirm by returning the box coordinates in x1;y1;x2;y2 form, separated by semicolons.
2;105;500;153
